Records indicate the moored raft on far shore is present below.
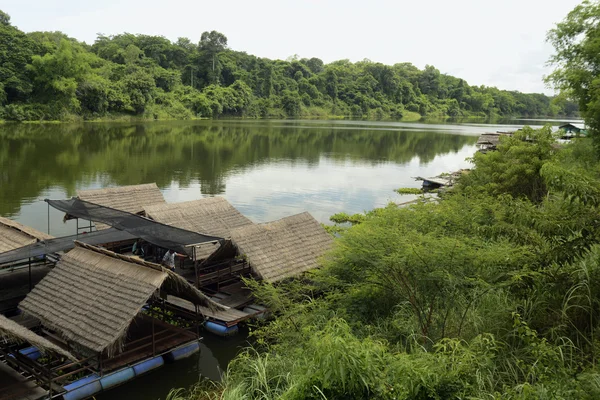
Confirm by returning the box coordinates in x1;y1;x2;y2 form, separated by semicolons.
414;170;469;191
476;131;514;153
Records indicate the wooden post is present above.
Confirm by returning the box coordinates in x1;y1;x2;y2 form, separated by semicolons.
28;258;32;292
195;304;200;339
194;247;199;289
152;317;156;356
47;202;50;235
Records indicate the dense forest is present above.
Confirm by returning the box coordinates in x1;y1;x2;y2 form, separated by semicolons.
0;10;578;122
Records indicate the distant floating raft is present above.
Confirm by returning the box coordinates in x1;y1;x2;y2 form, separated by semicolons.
414;176;452;188
476;132;514;152
414;170;468;190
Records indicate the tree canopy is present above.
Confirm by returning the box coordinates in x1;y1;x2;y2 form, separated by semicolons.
547;0;600;147
0;10;578;122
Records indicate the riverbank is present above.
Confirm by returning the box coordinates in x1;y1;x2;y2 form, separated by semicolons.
0;111;576;126
0;110;423;124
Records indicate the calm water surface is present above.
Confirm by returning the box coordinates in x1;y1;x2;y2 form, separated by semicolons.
1;119;498;235
0;119;555;398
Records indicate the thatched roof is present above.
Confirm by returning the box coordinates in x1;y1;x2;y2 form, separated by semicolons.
0;216;53;253
144;197;254;260
76;183;166;230
19;242;225;356
0;314;76;360
144;197;253;237
229;212;334;283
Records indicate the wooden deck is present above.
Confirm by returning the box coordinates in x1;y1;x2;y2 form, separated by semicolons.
166;295;252;327
178;261;251;289
212;282;253;308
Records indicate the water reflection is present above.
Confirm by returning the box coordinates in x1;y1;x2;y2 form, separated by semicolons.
0;120;478;234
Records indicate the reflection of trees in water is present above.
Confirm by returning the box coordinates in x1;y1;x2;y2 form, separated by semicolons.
0;122;476;216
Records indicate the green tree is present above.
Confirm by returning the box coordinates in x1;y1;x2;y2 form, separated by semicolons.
0;12;35;103
198;30;227;85
547;0;600;147
459;126;555;202
0;10;10;26
27;39;94;114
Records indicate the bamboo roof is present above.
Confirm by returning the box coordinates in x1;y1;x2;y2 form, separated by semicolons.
76;183;166;230
19;242;225;356
144;197;253;238
144;197;254;260
229;212;334;283
0;217;53;253
0;314;76;360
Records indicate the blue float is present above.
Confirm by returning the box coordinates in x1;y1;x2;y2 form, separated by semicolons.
163;341;200;362
133;355;164;376
204;321;239;337
100;366;135;390
18;346;41;360
62;374;101;400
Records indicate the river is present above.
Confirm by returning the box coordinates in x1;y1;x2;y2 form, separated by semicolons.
0;118;564;399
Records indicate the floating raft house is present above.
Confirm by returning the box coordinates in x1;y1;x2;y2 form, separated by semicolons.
476;132;514;152
19;241;224;357
2;242;228;399
167;212;333;331
414;170;468;190
558;123;587;137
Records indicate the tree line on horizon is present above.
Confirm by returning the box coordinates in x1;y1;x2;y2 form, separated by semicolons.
0;10;579;122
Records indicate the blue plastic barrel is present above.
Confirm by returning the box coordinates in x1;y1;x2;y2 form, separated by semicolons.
62;374;101;400
18;346;41;360
100;367;135;390
133;355;164;376
163;341;200;363
204;321;239;337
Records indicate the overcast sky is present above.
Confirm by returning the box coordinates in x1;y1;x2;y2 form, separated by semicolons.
3;0;582;94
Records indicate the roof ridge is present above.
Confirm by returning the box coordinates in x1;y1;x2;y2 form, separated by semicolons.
73;240;163;271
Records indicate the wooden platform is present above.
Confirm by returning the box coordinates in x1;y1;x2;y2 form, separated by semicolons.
166;295;252;327
213;282;253;308
178;261;251;289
